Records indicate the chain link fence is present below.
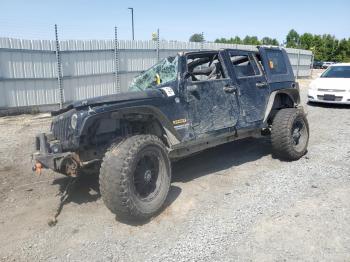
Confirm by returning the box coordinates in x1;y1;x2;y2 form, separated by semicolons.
0;28;312;110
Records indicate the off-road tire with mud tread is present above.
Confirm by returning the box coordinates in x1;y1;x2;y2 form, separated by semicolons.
99;135;171;221
271;108;309;161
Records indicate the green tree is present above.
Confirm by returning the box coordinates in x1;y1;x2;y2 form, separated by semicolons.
215;35;279;46
189;33;204;42
214;30;350;62
319;34;337;61
286;29;300;48
215;36;242;44
261;37;279;46
334;38;350;62
299;33;313;50
243;36;261;45
231;36;242;44
214;37;227;43
311;34;323;61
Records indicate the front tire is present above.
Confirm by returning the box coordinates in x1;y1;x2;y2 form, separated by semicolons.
271;108;309;161
99;135;171;221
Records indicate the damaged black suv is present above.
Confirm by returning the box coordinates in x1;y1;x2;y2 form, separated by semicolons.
33;47;309;220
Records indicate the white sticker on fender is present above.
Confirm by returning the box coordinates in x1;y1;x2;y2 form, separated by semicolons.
160;87;175;97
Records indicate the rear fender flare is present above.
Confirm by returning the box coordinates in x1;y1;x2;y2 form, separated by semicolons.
263;89;300;123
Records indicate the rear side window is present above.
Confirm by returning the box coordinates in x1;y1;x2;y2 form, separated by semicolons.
229;53;261;78
266;50;287;74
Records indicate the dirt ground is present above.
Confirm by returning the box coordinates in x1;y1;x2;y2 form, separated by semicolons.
0;70;350;261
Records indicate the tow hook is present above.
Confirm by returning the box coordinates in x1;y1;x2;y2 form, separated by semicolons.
32;162;43;175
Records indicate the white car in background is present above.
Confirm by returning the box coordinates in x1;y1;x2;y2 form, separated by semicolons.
308;63;350;104
322;61;334;69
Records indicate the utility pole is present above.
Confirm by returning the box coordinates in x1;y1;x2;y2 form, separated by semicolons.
128;7;134;40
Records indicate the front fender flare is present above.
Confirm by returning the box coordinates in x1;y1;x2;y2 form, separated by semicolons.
80;105;181;147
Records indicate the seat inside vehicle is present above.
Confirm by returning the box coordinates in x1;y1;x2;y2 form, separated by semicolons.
187;53;225;81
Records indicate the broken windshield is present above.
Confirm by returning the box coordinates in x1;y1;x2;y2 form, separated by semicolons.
129;56;178;91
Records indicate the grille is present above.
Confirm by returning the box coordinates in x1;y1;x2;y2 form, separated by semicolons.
51;114;72;142
317;95;343;101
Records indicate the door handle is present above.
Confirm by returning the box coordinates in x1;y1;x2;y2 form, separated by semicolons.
223;85;237;93
256;81;268;88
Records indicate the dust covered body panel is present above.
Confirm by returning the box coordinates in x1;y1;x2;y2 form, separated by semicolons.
33;46;302;176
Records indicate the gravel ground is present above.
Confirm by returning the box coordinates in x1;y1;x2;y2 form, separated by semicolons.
0;71;350;261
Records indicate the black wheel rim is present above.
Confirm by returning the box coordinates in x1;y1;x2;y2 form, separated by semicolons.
291;118;308;152
133;150;161;200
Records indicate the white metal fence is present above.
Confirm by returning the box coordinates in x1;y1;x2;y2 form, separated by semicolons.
0;37;312;109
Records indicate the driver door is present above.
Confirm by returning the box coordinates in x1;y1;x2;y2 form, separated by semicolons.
183;52;239;137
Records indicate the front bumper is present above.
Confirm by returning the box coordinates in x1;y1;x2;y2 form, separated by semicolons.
32;133;76;175
308;89;350;104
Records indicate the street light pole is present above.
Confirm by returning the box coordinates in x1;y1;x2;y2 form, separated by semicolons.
128;7;134;40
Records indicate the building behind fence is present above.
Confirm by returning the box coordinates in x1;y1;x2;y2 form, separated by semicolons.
0;37;313;109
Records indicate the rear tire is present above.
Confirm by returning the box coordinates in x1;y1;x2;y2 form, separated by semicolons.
99;135;171;221
271;108;309;161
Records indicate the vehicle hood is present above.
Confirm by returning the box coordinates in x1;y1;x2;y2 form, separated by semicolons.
72;89;163;107
310;78;350;91
51;89;164;116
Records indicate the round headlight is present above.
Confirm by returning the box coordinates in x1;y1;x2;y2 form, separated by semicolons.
71;113;78;129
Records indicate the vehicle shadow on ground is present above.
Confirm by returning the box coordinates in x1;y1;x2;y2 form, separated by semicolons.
115;137;271;225
50;136;270;226
172;137;271;183
51;171;182;226
52;173;100;205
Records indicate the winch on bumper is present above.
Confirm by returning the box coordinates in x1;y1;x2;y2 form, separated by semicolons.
32;133;80;177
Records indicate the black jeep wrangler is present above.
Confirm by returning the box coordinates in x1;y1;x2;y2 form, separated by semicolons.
33;47;309;220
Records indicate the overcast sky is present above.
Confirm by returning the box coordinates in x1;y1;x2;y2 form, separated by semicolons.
0;0;349;42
